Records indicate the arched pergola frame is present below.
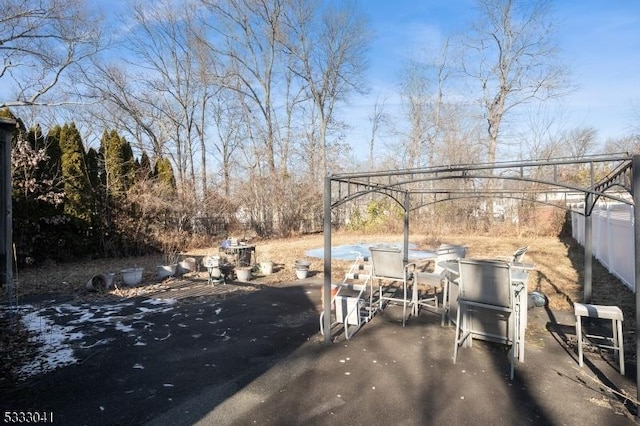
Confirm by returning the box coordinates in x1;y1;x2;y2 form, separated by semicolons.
322;153;640;405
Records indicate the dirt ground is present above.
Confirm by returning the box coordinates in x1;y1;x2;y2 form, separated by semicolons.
4;232;636;368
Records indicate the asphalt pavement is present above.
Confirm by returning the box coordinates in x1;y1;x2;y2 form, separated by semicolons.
2;276;638;425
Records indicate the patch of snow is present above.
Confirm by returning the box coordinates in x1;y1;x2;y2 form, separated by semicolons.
18;308;85;378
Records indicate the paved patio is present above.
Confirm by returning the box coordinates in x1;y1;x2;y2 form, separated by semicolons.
3;277;637;425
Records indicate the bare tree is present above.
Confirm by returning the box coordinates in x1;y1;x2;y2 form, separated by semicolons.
127;1;203;194
559;127;597;160
209;90;244;197
1;0;103;108
398;60;431;169
604;134;640;155
462;0;569;165
368;96;388;172
282;0;371;177
202;0;286;181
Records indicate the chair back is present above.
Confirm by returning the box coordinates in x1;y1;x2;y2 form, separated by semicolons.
512;246;528;263
369;246;405;280
457;259;512;308
438;244;467;257
434;244;467;275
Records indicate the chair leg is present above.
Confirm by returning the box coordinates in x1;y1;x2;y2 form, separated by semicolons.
509;312;516;380
576;315;584;367
441;278;450;327
411;281;418;317
616;318;625;375
453;303;462;363
402;281;407;327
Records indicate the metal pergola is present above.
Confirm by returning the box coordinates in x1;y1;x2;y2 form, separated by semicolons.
1;118;16;305
322;153;640;405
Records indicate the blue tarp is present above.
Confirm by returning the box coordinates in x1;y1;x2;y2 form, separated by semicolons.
305;243;434;261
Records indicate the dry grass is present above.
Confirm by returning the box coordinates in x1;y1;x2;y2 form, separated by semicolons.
10;231;630;312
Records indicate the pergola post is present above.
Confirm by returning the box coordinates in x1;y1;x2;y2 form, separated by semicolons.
323;175;332;344
584;193;593;303
632;155;640;412
1;119;16;306
403;192;410;264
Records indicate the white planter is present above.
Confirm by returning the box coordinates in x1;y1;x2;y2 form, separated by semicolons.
260;261;274;275
295;268;309;279
121;267;144;286
156;264;177;279
236;267;252;282
177;257;197;275
294;259;311;270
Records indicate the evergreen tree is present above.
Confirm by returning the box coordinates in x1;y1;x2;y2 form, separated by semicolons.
154;157;177;193
57;123;93;224
139;151;152;180
100;129;135;200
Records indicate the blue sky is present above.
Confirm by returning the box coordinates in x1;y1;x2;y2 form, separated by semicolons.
345;0;640;157
85;0;640;160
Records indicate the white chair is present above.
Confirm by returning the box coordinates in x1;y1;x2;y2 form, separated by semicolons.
452;259;521;380
574;303;624;375
369;246;415;326
496;246;529;264
413;244;467;324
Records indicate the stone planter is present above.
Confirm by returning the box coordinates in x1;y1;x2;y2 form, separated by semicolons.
121;267;144;286
235;266;252;282
156;264;177;279
260;261;274;275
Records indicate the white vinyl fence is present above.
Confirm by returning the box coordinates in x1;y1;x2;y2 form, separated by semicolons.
571;203;635;290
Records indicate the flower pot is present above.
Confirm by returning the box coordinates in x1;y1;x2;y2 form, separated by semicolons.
294;259;311;270
121;267;144;286
156;264;177;279
260;261;274;275
295;268;309;279
236;267;252;282
86;273;115;291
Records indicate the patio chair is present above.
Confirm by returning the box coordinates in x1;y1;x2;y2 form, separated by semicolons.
369;246;415;326
413;244;467;323
496;246;529;264
452;259;522;380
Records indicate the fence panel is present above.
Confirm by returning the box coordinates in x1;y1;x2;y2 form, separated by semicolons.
571;203;635;291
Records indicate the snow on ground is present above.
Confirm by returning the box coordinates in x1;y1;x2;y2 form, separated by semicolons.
12;298;178;379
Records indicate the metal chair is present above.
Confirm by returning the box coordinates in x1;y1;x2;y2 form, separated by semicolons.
413;244;467;324
496;246;529;264
452;259;522;380
369;246;415;326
